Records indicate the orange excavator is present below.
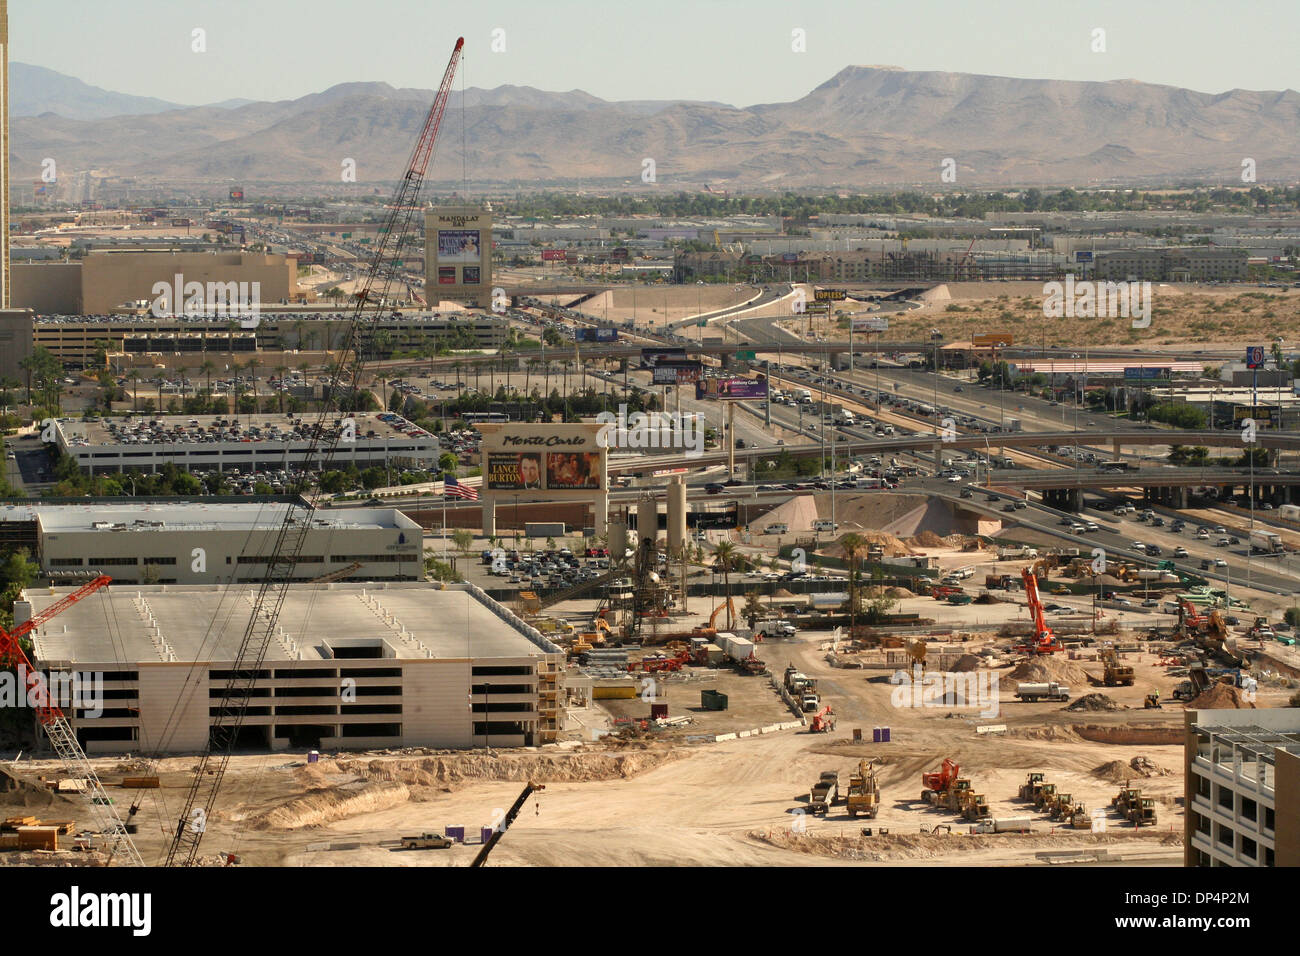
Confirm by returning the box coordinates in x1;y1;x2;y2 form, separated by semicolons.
921;758;960;806
1014;566;1064;655
809;704;836;733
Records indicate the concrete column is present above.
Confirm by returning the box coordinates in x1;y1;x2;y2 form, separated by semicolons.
1113;437;1121;461
481;495;496;537
1068;488;1082;512
594;491;608;536
666;476;686;554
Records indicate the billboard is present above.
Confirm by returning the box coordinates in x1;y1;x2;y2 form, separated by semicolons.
1075;250;1094;262
541;249;567;262
229;188;244;201
696;376;769;401
1245;346;1266;369
546;452;602;489
1233;404;1276;426
438;267;456;285
462;266;481;285
806;302;831;314
814;288;847;302
972;333;1014;348
487;452;544;490
652;361;703;385
781;252;799;263
575;327;619;343
641;347;688;367
478;423;607;495
1123;367;1170;381
852;316;889;333
437;229;482;263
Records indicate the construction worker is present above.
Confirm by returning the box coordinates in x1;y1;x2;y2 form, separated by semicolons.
1152;688;1160;703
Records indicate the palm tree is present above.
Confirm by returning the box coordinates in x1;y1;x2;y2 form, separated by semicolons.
840;533;866;633
200;359;216;403
127;369;140;415
154;371;166;411
712;541;738;630
274;365;288;413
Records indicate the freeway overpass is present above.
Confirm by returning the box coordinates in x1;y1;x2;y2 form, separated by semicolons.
607;429;1300;473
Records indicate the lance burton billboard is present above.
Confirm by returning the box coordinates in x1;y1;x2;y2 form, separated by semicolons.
478;423;607;494
696;376;769;401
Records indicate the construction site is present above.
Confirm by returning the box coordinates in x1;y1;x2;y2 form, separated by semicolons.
1;35;1297;875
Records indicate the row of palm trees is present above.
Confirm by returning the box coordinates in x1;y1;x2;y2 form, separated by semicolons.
119;356;312;416
708;532;872;632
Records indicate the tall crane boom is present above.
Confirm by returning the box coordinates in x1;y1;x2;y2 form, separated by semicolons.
163;36;465;868
0;575;143;865
470;783;543;867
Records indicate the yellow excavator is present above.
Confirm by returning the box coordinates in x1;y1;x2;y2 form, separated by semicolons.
1100;646;1135;687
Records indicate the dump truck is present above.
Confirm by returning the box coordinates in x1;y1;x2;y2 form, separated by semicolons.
846;760;880;819
809;771;839;814
400;833;453;850
985;574;1015;590
1018;772;1047;803
1014;682;1070;702
1128;797;1158;827
997;546;1038;561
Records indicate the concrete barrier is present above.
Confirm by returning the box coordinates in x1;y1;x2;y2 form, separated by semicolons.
714;732;737;742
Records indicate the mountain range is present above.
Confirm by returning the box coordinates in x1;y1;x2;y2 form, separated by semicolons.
10;63;1300;189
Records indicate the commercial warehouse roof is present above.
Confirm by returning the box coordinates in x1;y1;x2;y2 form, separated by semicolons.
0;502;417;534
26;582;559;667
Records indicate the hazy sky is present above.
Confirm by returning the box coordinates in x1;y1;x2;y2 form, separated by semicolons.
11;0;1299;107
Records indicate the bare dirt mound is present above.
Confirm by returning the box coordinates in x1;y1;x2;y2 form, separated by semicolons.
952;654;982;673
885;586;915;599
246;781;411;831
1006;656;1093;688
333;749;677;789
907;530;946;548
1128;756;1173;777
1066;693;1120;712
1092;755;1173;783
1187;682;1256;709
822;531;913;558
0;768;78;811
750;827;1177;862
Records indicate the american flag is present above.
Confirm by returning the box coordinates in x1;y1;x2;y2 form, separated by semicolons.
443;475;478;500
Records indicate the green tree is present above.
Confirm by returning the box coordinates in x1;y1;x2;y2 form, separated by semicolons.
452;529;474;557
711;541;738;629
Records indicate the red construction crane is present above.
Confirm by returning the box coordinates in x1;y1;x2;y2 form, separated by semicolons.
0;575;143;865
161;36;466;868
1018;567;1063;654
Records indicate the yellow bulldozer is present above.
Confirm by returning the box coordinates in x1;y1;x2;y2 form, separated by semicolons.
961;790;991;821
1112;784;1142;816
1100;646;1135;687
1018;772;1047;803
1034;782;1058;811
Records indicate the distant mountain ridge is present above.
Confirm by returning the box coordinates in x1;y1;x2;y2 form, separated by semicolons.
11;63;1300;187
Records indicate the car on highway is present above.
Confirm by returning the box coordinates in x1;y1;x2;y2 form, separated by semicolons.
1142;599;1160;607
1174;547;1189;558
946;474;963;482
1196;529;1210;539
1002;503;1016;512
960;488;973;498
704;482;724;495
1200;559;1213;570
1215;558;1228;568
1215;537;1230;547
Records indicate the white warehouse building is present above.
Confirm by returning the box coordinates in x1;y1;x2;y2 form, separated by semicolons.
22;582;564;753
